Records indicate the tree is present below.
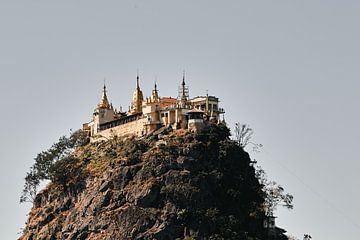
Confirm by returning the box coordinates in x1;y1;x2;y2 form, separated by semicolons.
20;171;40;203
234;123;292;216
20;130;89;203
234;123;253;148
256;166;293;216
234;123;262;152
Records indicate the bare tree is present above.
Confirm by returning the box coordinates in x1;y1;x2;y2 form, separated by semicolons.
234;123;253;148
234;123;262;152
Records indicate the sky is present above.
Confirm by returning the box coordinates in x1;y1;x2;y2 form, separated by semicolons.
0;1;359;239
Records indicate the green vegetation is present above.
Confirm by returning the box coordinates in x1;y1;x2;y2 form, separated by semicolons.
256;166;294;215
20;130;89;203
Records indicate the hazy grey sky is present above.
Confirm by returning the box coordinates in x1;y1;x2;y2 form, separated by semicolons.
1;1;359;239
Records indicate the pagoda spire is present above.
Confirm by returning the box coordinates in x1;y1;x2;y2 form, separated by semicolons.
131;73;144;113
97;81;111;109
177;71;189;107
103;82;107;95
182;71;186;87
182;71;186;98
136;70;140;89
151;80;160;102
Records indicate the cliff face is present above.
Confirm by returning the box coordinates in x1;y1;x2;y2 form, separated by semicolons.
20;125;276;240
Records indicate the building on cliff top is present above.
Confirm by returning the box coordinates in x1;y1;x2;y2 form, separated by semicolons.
83;74;225;141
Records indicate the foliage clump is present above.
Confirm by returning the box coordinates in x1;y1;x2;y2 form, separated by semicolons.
256;166;294;215
20;130;89;203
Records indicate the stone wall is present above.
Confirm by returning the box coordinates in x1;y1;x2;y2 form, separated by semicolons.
92;117;149;142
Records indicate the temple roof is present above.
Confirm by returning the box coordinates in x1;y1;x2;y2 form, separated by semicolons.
97;84;111;109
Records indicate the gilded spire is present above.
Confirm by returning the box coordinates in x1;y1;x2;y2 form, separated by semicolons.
97;82;111;109
131;73;144;113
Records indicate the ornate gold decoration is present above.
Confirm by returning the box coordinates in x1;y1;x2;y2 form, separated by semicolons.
131;76;144;113
97;84;111;109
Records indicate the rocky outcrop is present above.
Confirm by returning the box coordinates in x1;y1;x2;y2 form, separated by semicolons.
20;125;286;240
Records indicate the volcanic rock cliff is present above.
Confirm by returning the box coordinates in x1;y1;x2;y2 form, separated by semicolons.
20;124;287;240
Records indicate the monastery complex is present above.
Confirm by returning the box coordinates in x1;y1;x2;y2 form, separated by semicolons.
83;74;225;141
